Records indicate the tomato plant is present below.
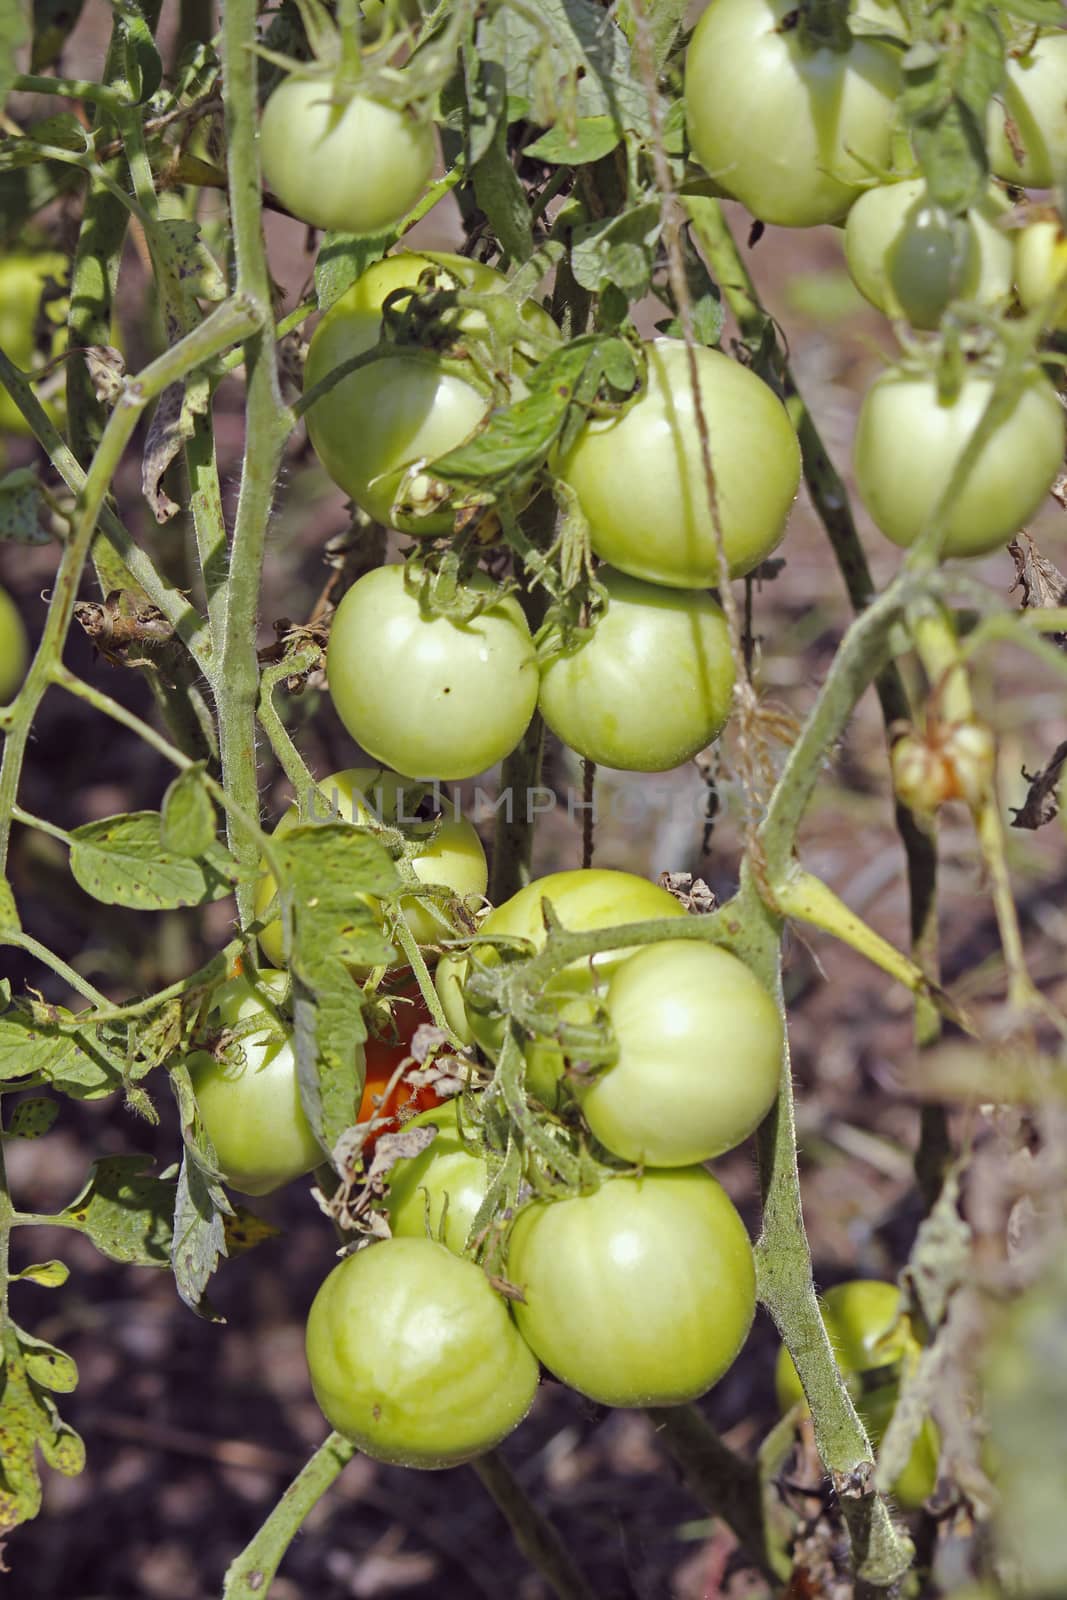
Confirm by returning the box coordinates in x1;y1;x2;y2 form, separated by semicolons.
775;1280;940;1508
685;0;901;227
304;251;558;531
987;30;1067;189
555;339;800;586
537;567;735;772
844;180;1013;328
0;585;29;705
255;764;487;967
304;1236;538;1467
259;74;435;236
326;565;540;780
187;970;332;1197
358;979;441;1147
853;361;1066;556
575;941;783;1166
506;1169;756;1407
383;1099;488;1253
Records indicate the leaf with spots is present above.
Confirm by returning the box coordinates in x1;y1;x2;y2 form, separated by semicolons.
12;1260;69;1289
60;1154;174;1268
171;1149;227;1319
224;1203;282;1257
0;1005;120;1099
17;1330;76;1395
0;1326;84;1539
161;764;217;859
68;810;240;909
5;1096;58;1139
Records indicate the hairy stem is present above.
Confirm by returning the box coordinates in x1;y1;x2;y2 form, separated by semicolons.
221;1433;357;1599
471;1450;598;1600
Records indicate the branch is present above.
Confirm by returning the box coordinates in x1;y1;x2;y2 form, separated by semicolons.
471;1450;598;1600
221;1433;357;1599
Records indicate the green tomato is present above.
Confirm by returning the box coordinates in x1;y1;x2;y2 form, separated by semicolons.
576;941;782;1166
0;585;29;704
0;251;69;436
462;869;686;1099
507;1168;756;1407
305;1236;538;1466
188;969;334;1196
686;0;901;228
1015;217;1067;328
537;568;735;773
555;340;800;587
383;1100;489;1254
434;952;476;1046
254;765;487;968
259;74;435;235
844;180;1013;329
987;31;1067;190
326;565;539;781
304;251;558;532
775;1280;939;1508
853;364;1065;557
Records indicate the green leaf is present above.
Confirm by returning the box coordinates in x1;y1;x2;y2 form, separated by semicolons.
570;202;662;298
996;0;1066;22
900;5;1004;212
524;115;621;165
0;0;31;112
35;1399;85;1477
0;1325;85;1538
61;1154;174;1267
5;1096;58;1140
12;1260;69;1288
479;0;653;140
170;1150;227;1318
0;468;51;545
17;1329;76;1394
655;224;725;347
462;43;507;167
0;876;20;934
149;217;228;305
160;765;216;859
0;1008;120;1099
31;0;88;73
292;963;366;1155
315;230;393;311
430;337;613;486
471;70;534;263
614;0;690;71
69;810;239;909
115;4;163;104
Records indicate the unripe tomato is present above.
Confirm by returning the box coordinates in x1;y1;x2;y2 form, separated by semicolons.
987;31;1067;190
255;765;486;968
1015;217;1067;327
434;952;476;1047
187;970;333;1196
383;1099;489;1254
685;0;901;227
844;180;1013;329
537;568;735;772
0;585;29;704
775;1279;940;1508
304;251;558;532
555;340;800;587
259;75;435;235
0;251;69;436
461;869;686;1101
507;1168;756;1407
305;1237;538;1466
853;364;1065;557
326;565;539;781
576;941;782;1166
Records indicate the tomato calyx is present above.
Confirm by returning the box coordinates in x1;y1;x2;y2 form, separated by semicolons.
785;0;854;55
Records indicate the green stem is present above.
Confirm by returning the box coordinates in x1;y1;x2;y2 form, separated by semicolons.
471;1450;598;1600
646;1406;778;1581
256;651;320;805
221;1433;357;1599
10;74;129;109
1;930;109;1006
217;0;288;927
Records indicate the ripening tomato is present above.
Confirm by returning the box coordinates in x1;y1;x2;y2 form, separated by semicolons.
537;568;735;772
305;1237;538;1466
259;74;435;235
460;868;686;1102
358;979;442;1149
555;340;800;587
255;765;486;968
326;565;539;781
187;969;334;1196
987;31;1067;190
0;251;69;436
383;1099;489;1254
507;1168;756;1407
844;180;1013;328
0;585;29;704
304;251;559;532
686;0;901;227
853;363;1066;557
1015;217;1067;327
775;1279;940;1508
576;941;783;1166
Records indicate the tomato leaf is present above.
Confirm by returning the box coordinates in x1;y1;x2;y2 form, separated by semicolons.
11;1259;69;1288
292;963;366;1157
0;467;51;545
0;1007;121;1099
315;230;393;311
469;62;534;263
0;1326;84;1540
462;41;506;167
0;0;32;112
160;765;217;859
170;1149;227;1318
996;0;1066;22
30;0;88;73
900;7;1004;212
60;1154;175;1268
5;1096;59;1140
525;115;621;166
570;202;663;298
114;5;162;104
69;810;240;909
